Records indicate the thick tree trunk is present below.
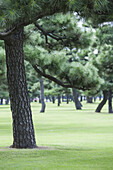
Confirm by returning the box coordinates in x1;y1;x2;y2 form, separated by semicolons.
5;27;37;148
108;89;113;113
40;77;46;113
72;88;82;110
95;91;108;113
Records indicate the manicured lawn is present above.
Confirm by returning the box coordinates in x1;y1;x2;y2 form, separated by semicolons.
0;101;113;170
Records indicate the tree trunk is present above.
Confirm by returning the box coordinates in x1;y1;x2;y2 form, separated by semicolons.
66;93;69;104
0;98;3;105
99;95;102;100
40;77;46;113
80;96;83;102
52;96;55;103
94;97;97;102
58;95;61;106
72;88;82;110
108;89;113;113
5;27;37;148
95;91;108;113
83;96;86;100
5;99;9;105
87;96;93;103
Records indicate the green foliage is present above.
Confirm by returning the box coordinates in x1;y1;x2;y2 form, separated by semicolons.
88;25;113;92
0;0;70;30
24;13;102;92
69;0;113;25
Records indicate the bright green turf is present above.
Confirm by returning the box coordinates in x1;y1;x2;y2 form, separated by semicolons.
0;101;113;170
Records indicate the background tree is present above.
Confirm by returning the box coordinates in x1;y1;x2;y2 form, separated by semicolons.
25;14;102;93
88;25;113;113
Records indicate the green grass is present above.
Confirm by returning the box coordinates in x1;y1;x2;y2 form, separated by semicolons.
0;101;113;169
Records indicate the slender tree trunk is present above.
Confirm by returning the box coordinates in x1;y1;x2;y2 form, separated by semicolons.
58;95;61;106
87;96;93;103
108;89;113;113
72;88;82;110
40;77;46;113
95;91;108;113
83;96;86;100
99;95;102;100
5;27;37;148
0;98;3;105
80;96;83;102
52;96;55;103
66;93;69;104
5;99;9;105
94;97;97;102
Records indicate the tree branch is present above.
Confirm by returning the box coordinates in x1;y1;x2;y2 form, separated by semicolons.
32;64;88;90
34;22;64;42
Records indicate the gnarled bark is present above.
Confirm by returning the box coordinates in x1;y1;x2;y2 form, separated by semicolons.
5;27;37;148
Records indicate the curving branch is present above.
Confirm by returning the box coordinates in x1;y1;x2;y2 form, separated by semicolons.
32;64;88;90
34;22;64;43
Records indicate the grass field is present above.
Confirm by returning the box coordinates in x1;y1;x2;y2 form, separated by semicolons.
0;100;113;170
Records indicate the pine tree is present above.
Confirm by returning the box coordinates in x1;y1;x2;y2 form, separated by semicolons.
0;0;70;148
89;25;113;113
24;14;102;91
70;0;113;25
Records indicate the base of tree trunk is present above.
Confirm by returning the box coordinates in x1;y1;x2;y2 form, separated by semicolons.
10;144;38;149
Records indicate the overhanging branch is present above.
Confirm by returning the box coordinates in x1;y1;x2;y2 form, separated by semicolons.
32;64;88;90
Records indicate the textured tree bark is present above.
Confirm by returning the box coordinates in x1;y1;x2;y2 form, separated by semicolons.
40;77;46;113
95;91;108;113
5;27;37;148
72;88;82;110
108;89;113;113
